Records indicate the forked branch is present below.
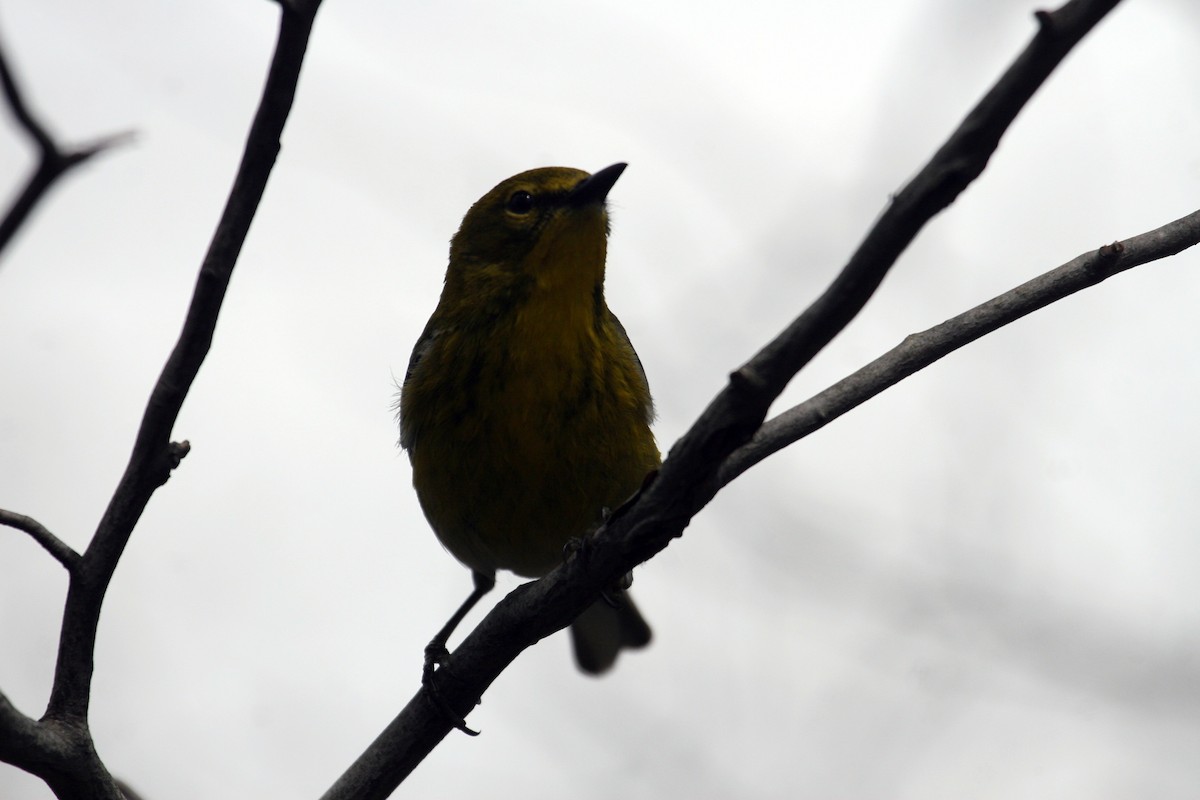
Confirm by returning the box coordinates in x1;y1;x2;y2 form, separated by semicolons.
0;3;325;798
45;1;321;726
320;1;1126;797
0;30;131;259
720;208;1200;485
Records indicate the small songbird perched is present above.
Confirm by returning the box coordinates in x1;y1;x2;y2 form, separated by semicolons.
399;163;659;675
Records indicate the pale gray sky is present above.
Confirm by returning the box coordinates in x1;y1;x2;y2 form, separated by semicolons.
3;1;1200;798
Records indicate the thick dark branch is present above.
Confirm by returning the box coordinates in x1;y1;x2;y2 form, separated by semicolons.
321;1;1123;796
720;208;1200;485
0;690;43;767
0;31;131;259
0;691;126;800
0;509;80;572
45;1;323;726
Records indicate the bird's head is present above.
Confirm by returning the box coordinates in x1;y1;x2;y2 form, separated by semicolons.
444;163;626;304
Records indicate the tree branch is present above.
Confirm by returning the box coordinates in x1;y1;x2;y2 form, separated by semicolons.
321;1;1125;796
0;28;131;260
719;207;1200;485
0;689;127;800
2;5;323;799
0;690;43;767
0;508;80;572
41;1;322;728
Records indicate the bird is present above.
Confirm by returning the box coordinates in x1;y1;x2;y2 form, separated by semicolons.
399;163;658;677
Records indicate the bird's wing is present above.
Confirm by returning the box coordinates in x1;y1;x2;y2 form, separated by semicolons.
609;312;655;424
398;322;441;451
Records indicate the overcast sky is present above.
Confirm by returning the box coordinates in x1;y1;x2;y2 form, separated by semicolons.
3;1;1200;798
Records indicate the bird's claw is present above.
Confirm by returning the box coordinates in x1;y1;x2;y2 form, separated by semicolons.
422;645;479;736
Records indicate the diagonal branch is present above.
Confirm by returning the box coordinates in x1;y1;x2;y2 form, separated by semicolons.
42;0;323;726
320;1;1125;796
740;0;1122;404
0;508;80;572
719;207;1200;486
3;5;324;795
0;29;132;259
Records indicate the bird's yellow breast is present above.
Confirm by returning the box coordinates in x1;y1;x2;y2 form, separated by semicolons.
405;290;657;577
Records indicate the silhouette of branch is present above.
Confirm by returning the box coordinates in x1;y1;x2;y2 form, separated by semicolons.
0;509;80;572
320;1;1124;797
0;3;324;798
720;207;1200;485
0;29;131;259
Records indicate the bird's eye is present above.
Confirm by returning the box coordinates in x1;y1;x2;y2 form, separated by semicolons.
506;190;534;215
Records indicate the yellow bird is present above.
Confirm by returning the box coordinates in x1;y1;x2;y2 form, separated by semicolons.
399;163;659;674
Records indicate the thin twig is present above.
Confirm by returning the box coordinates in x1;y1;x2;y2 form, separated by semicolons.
0;30;131;259
719;208;1200;485
0;32;55;153
37;0;322;727
0;509;80;572
319;1;1124;797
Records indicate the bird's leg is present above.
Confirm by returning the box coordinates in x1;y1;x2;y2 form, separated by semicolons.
424;570;495;669
423;570;495;736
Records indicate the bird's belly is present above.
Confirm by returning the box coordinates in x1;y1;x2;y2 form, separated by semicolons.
412;377;652;578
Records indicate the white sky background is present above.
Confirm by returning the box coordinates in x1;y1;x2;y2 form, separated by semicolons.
2;0;1199;798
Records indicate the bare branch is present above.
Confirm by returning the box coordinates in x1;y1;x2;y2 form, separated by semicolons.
0;35;54;153
0;509;80;572
719;208;1200;485
0;689;43;766
41;1;323;726
321;1;1124;795
0;30;132;259
0;691;128;800
1;4;323;797
739;0;1122;405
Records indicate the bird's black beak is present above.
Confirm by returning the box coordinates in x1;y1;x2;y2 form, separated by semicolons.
568;163;627;207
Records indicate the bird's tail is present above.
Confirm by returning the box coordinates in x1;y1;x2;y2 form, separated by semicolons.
570;591;652;674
